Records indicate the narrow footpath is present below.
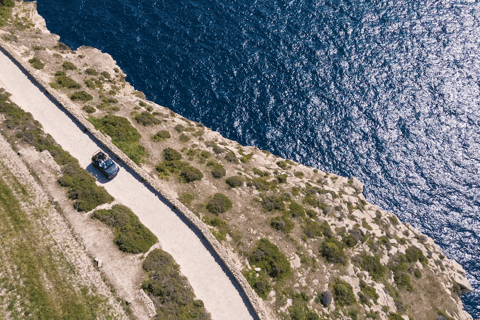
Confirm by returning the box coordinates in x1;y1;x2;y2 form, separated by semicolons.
0;50;256;320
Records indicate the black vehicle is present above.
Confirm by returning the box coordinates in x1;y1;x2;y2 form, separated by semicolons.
92;150;120;179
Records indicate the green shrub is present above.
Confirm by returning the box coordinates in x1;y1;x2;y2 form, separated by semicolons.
302;220;324;238
84;68;98;75
303;195;320;208
0;0;14;27
206;193;232;214
207;161;226;179
55;75;81;89
55;71;66;77
203;216;226;227
249;238;291;280
306;209;317;218
92;205;157;253
332;279;356;307
62;61;77;70
180;165;203;182
205;141;223;154
163;147;182;161
89;115;147;164
242;269;271;299
289;201;305;218
320;238;347;265
101;71;111;79
276;161;287;169
252;167;269;177
270;215;294;233
179;133;191;142
179;192;195;206
414;269;422;278
84;78;103;89
28;57;44;69
261;195;284;211
224;151;239;163
360;280;379;304
405;246;428;265
82;105;96;114
142;249;211;320
388;313;404;320
294;171;304;178
53;42;71;51
70;91;93;102
358;254;386;281
151;130;171;141
132;111;161;126
394;272;414;292
225;176;244;188
248;177;276;191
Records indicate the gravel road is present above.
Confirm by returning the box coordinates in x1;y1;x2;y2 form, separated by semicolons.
0;49;256;320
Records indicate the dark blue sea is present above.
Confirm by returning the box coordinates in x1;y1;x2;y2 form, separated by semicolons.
34;0;480;315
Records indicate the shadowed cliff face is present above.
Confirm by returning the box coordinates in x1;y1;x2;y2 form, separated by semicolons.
1;1;477;319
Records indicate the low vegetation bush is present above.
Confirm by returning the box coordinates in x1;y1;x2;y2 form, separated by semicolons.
132;111;161;126
70;91;93;102
179;192;195;206
357;253;386;281
89;115;147;164
163;147;182;161
289;201;305;218
261;195;285;211
242;269;271;299
393;271;414;292
151;130;171;141
320;238;347;265
332;279;357;307
302;220;326;238
28;57;44;69
55;75;81;89
225;175;244;188
62;61;77;70
270;214;294;233
388;313;404;320
205;141;223;154
142;249;211;320
0;0;14;27
82;105;96;113
247;177;277;191
91;205;157;253
206;193;232;214
207;161;226;179
101;71;111;79
156;159;203;182
224;151;239;163
85;68;98;75
179;133;191;142
248;238;291;280
359;280;379;305
405;246;428;265
84;78;103;89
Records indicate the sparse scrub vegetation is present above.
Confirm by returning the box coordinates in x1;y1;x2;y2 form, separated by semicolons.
70;91;93;102
248;238;291;280
55;75;81;89
156;148;203;182
132;111;161;126
225;175;244;188
89;115;147;164
62;61;77;70
332;279;356;307
85;68;98;75
151;130;171;141
28;57;44;69
206;193;232;214
91;205;157;253
207;161;225;179
142;249;211;320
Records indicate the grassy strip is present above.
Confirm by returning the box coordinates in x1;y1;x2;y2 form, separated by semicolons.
91;205;157;254
0;0;14;27
142;249;211;320
88;115;147;165
0;172;111;319
0;89;113;212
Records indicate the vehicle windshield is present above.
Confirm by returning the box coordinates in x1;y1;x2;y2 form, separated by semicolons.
104;160;118;174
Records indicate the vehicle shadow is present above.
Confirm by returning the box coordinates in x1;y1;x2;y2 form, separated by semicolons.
86;163;111;184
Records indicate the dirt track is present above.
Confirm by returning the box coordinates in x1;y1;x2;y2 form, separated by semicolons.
0;49;256;320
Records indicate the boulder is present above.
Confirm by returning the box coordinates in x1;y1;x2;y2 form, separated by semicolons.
350;177;363;194
320;291;332;307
